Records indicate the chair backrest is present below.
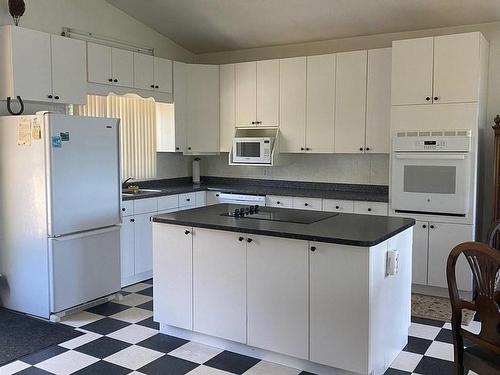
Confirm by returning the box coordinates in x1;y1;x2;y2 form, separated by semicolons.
487;220;500;250
447;241;500;353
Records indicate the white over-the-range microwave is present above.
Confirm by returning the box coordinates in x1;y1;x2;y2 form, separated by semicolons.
232;137;274;164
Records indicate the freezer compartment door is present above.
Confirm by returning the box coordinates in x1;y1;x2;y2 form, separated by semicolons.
47;114;121;236
49;226;121;313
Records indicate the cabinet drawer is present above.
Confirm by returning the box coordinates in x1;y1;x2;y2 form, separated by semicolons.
134;198;158;214
158;195;179;211
206;191;222;205
121;200;134;217
322;199;354;213
353;201;388;216
266;195;293;208
179;192;196;207
195;191;206;207
293;197;322;211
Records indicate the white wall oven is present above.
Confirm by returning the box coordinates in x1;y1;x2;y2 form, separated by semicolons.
232;137;273;164
391;130;473;216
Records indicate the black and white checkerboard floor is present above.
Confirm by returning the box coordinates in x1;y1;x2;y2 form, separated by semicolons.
0;280;481;375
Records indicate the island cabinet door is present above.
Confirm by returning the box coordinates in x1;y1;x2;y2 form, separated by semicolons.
310;241;370;374
193;228;246;343
153;223;193;330
247;235;309;359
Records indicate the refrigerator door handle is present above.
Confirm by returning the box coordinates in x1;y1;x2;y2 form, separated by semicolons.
51;226;120;241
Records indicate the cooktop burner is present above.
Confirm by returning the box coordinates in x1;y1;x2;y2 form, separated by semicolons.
221;205;338;224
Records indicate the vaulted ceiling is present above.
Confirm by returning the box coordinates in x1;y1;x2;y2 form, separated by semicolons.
106;0;500;54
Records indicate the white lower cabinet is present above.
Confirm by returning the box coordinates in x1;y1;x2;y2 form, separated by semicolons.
133;213;154;275
153;223;193;330
412;221;429;285
247;235;309;359
353;201;388;216
120;216;135;282
266;195;293;208
322;199;354;213
293;197;322;211
193;229;246;343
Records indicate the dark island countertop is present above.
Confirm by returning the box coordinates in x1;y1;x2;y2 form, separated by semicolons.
123;177;389;203
152;203;414;247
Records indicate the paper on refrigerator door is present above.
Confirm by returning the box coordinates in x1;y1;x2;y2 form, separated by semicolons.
17;118;31;146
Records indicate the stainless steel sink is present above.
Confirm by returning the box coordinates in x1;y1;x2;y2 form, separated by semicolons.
122;188;163;195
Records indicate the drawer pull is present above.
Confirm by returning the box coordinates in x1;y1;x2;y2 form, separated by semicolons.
304;203;309;207
185;230;191;235
367;208;372;212
335;206;340;209
310;246;316;252
238;236;244;241
246;238;253;243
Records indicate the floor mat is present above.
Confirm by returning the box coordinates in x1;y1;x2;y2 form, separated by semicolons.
412;293;475;325
0;309;83;365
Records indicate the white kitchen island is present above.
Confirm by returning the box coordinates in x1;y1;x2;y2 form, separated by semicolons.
152;204;414;375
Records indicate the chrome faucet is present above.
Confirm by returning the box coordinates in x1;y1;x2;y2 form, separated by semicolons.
122;177;134;185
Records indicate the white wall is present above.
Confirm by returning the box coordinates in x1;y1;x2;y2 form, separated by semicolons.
0;0;195;62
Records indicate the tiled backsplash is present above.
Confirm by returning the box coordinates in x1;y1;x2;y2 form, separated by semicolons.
199;153;389;185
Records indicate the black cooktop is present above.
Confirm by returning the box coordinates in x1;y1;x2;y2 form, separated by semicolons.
221;206;338;224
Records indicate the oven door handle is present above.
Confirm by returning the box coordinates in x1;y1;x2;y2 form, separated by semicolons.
394;154;465;160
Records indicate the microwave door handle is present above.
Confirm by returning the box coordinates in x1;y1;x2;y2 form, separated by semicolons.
395;154;465;160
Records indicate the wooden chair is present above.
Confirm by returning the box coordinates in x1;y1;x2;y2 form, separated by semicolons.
447;242;500;374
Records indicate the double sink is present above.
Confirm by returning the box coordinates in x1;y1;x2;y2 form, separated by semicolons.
122;188;163;197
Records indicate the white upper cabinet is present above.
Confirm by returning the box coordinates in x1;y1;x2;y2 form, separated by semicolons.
256;60;280;126
335;50;367;153
433;33;482;104
365;48;391;153
279;57;306;153
87;43;134;88
153;57;173;93
391;37;433;106
51;35;86;105
87;42;112;85
173;61;188;152
185;64;220;153
133;52;155;90
235;60;279;127
392;32;486;105
0;26;86;104
111;48;134;87
235;62;257;126
306;54;336;153
219;64;236;152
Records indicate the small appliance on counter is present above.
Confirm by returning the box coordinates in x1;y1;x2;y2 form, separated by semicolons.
229;127;279;166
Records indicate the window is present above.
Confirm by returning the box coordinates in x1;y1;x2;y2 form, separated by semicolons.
74;94;157;180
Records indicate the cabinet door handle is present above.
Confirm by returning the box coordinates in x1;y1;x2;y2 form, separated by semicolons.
150;84;155;88
276;201;281;205
155;85;159;89
300;147;305;151
130;218;135;222
430;225;435;229
186;198;190;202
367;208;372;212
359;147;363;151
216;194;220;197
175;147;180;150
426;96;431;101
433;96;438;101
108;78;113;82
48;94;53;99
188;147;192;150
252;121;256;125
246;238;253;243
185;230;191;235
306;148;310;151
122;207;126;211
335;206;340;209
304;203;309;206
365;147;370;151
54;96;59;100
238;236;244;242
422;224;427;228
310;246;316;252
114;79;118;83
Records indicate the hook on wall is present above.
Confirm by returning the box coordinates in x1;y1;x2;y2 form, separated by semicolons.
6;96;24;115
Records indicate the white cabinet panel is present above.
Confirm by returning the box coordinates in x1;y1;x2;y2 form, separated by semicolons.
279;57;306;153
334;50;367;153
153;223;193;330
247;235;308;359
306;54;335;153
154;57;173;93
293;197;322;211
266;195;293;208
256;60;280;127
412;221;429;285
353;201;388;216
322;199;354;213
235;62;257;126
179;192;196;208
185;64;220;153
219;64;236;152
120;217;135;285
134;212;154;275
121;200;134;217
195;191;206;207
134;52;154;90
366;48;391;153
391;37;434;105
206;191;222;205
157;195;179;211
87;42;112;85
173;61;187;152
310;241;369;373
193;229;246;343
112;48;134;88
433;33;480;104
51;35;86;105
428;223;473;291
134;198;158;215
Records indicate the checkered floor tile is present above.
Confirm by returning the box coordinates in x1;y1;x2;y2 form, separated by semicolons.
0;280;481;375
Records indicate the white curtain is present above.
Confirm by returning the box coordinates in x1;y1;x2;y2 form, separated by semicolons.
75;94;157;180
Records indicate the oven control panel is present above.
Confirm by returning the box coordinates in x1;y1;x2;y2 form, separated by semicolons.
392;130;472;152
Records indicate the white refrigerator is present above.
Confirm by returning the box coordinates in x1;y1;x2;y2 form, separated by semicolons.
0;113;121;319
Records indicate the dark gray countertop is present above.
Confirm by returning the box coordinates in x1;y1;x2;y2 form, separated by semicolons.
122;177;389;203
152;204;414;247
